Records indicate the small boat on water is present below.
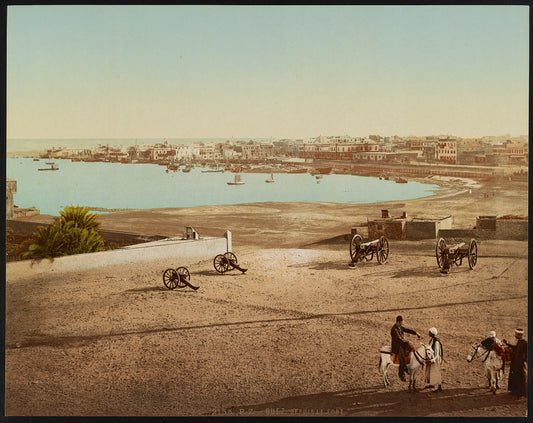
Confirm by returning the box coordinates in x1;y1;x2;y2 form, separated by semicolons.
201;168;224;173
33;158;40;161
227;174;245;185
38;163;59;171
182;168;191;173
265;173;275;183
396;177;408;184
315;175;323;180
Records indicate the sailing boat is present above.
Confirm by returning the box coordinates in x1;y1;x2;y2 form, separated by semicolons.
265;173;275;183
38;162;59;171
227;174;245;185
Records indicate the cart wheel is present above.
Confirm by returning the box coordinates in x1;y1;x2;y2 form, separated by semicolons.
176;266;190;288
468;239;478;269
163;268;179;290
350;234;363;262
224;252;238;267
436;238;447;269
213;254;229;273
376;236;389;264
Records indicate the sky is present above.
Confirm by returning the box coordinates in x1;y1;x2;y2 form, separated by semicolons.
6;5;530;140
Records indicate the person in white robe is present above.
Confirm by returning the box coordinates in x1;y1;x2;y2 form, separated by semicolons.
425;327;443;392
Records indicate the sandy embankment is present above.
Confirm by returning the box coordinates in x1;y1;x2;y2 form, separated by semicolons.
5;177;528;417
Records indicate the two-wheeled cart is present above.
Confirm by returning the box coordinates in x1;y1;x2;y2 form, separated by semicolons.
349;235;390;265
435;238;478;273
213;252;247;274
162;266;199;290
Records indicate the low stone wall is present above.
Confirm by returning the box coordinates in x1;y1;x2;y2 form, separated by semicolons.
496;220;528;240
406;221;439;240
6;219;167;245
438;225;528;241
6;236;230;277
406;216;453;240
437;229;496;240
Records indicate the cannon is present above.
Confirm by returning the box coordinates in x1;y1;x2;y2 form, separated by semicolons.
213;252;247;274
436;238;478;273
162;266;199;290
349;235;389;265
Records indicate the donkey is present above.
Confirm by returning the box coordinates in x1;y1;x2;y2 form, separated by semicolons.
379;343;435;391
466;343;504;394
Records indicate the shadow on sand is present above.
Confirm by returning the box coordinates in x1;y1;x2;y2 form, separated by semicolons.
223;386;525;417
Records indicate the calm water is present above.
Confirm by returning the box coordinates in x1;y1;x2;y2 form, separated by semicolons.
7;158;439;216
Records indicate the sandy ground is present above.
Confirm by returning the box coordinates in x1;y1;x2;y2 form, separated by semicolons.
5;176;528;417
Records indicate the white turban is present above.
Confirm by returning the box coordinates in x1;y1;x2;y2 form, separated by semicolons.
429;327;438;336
489;331;496;338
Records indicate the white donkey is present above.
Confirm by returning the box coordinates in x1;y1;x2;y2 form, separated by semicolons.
466;343;504;394
379;343;435;392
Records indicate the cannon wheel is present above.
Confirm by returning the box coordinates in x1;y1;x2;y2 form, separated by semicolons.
176;266;190;288
376;236;389;264
163;268;180;290
224;252;238;267
436;238;447;269
213;254;229;273
350;234;363;262
468;239;478;269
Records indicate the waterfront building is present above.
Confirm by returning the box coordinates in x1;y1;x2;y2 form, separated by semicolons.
437;137;457;164
242;144;275;160
298;140;379;160
409;139;438;162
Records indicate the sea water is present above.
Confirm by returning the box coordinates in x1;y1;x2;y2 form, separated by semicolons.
7;158;439;216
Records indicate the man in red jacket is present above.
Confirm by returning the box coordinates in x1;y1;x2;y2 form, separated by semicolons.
391;315;420;381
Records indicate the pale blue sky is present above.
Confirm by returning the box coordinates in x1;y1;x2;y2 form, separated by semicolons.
7;5;529;139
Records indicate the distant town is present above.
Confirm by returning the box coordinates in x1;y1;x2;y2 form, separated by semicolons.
12;133;529;181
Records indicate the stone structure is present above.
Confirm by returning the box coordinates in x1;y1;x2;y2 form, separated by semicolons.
438;215;528;241
406;216;453;240
6;179;16;219
367;212;407;240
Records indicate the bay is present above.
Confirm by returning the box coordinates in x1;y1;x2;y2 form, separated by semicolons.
7;158;439;216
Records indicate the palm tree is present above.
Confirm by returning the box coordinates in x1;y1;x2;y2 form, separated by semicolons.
22;223;68;259
59;205;101;231
23;206;105;259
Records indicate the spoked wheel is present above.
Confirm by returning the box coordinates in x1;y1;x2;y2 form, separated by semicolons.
376;236;389;264
163;268;180;290
436;238;447;269
175;266;190;288
213;254;229;273
224;252;238;268
350;234;363;262
468;239;478;269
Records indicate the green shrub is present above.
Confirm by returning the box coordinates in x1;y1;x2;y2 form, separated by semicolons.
59;205;101;231
23;205;105;259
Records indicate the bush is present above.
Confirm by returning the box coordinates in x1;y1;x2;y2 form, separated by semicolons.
23;205;105;259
